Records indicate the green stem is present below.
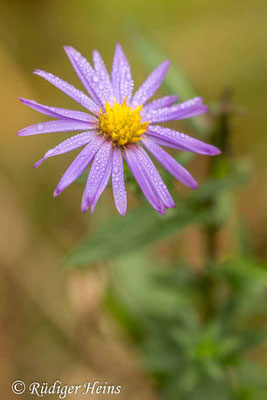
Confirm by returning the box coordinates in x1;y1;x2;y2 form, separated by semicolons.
202;90;233;320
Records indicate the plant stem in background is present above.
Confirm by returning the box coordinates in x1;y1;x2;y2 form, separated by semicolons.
201;90;234;321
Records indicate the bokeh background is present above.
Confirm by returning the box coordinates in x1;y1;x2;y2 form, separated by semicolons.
0;0;267;399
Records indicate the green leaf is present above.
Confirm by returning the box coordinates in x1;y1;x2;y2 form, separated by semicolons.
63;204;204;267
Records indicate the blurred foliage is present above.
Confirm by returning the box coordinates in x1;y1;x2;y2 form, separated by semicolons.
107;254;267;400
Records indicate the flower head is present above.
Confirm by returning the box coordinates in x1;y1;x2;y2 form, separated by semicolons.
18;43;221;215
99;100;149;146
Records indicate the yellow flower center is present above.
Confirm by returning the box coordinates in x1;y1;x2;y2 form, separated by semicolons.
99;99;149;146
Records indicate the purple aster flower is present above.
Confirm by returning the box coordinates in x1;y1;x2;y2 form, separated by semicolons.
18;43;221;216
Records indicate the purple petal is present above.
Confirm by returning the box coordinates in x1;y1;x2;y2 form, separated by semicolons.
144;135;181;150
34;69;99;115
147;125;221;155
64;46;98;104
111;43;134;104
20;98;96;123
64;46;111;108
142;136;198;189
131;60;170;107
34;131;96;168
81;179;90;214
124;145;175;214
145;97;207;123
112;147;127;216
83;140;113;210
54;134;105;196
142;95;178;114
91;150;113;214
92;50;115;104
178;106;209;119
17;120;95;136
124;146;163;213
135;145;175;209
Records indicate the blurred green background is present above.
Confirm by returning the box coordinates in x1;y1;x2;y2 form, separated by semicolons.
0;0;267;399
